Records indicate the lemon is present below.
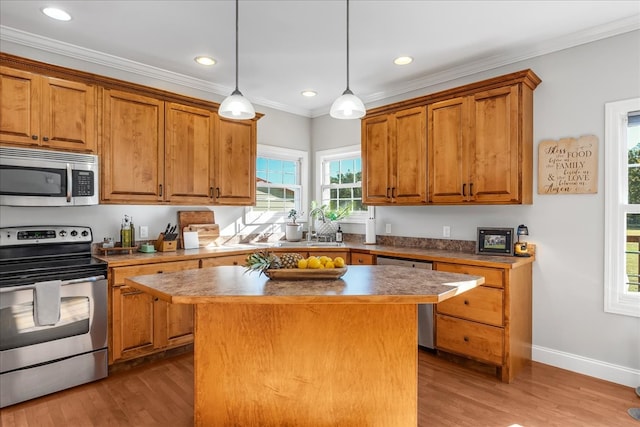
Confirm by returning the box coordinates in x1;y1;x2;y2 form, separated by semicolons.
325;261;335;269
319;256;331;265
298;259;308;269
307;257;321;269
334;256;345;268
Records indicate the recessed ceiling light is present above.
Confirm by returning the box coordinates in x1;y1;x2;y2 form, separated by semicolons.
301;90;317;97
42;7;71;21
195;56;216;66
393;56;413;66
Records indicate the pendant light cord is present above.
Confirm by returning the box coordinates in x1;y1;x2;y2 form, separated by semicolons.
234;0;239;93
345;0;350;92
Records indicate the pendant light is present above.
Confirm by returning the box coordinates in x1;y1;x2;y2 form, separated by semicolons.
330;0;366;120
219;0;255;120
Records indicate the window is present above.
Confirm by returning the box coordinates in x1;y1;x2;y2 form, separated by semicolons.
604;98;640;317
316;145;368;222
245;145;308;224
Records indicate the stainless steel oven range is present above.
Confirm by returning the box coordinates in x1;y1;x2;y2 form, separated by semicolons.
0;225;108;408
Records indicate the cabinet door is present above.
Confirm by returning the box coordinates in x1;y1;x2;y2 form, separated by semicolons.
361;114;392;204
111;285;155;363
393;106;427;204
155;300;194;348
102;89;164;203
469;86;520;203
40;77;96;153
214;117;256;205
0;66;40;147
165;103;215;204
428;97;469;203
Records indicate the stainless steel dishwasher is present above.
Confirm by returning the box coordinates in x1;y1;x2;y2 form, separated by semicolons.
376;256;434;349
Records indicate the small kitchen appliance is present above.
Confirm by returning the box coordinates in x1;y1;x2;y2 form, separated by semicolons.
514;224;531;257
0;225;108;407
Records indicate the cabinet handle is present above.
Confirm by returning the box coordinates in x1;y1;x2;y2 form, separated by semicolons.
216;187;221;198
42;136;49;142
391;187;396;198
463;336;469;342
469;183;474;196
31;135;38;140
462;183;466;196
386;187;390;198
159;184;163;197
209;187;214;198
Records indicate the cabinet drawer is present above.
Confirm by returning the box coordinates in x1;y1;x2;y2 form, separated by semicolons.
201;254;248;268
352;252;375;265
111;260;200;286
436;314;504;365
437;286;504;326
434;263;504;288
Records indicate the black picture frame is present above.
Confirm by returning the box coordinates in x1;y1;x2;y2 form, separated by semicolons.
476;227;514;255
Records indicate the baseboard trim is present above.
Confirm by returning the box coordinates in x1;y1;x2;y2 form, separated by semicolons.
533;345;640;387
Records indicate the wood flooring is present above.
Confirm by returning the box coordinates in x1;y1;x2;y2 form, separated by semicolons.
1;349;638;426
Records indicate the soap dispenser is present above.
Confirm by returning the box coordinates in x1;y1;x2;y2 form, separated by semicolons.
335;225;343;243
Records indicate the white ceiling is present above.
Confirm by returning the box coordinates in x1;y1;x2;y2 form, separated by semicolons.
1;1;639;117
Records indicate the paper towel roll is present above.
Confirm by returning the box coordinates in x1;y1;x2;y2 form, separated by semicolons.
365;218;376;244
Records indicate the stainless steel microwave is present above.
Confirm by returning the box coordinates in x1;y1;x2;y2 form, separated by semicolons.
0;147;99;207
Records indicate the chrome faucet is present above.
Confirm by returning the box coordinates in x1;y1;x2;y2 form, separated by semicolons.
307;208;326;242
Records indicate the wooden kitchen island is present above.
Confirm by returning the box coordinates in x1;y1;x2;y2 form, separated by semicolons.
125;265;483;426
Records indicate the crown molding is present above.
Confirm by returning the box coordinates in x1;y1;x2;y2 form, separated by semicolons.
0;26;312;118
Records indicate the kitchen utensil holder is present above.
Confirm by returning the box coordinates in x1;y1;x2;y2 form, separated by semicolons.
155;233;177;252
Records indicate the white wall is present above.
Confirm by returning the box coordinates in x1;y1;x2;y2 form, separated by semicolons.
310;30;640;386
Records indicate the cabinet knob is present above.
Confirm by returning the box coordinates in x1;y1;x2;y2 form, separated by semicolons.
31;135;38;140
463;336;469;342
358;258;364;264
157;271;164;274
233;261;238;265
464;299;469;305
42;136;49;142
154;297;159;301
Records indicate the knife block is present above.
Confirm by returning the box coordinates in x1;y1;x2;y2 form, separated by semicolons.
155;233;177;252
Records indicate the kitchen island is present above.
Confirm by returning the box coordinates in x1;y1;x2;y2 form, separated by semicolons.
125;265;483;426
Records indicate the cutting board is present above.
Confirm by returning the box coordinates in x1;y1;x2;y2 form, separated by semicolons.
177;210;215;248
184;224;220;247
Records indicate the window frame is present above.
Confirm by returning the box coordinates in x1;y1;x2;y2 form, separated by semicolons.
244;144;309;225
315;145;367;223
604;97;640;318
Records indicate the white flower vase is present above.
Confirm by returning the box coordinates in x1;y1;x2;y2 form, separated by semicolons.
285;223;303;242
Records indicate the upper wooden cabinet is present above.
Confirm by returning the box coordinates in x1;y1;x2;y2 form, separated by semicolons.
362;106;427;205
363;69;540;206
214;117;256;205
0;66;97;153
165;102;216;204
429;85;527;204
101;89;165;203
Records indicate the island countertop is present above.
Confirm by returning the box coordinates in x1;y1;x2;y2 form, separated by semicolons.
124;265;484;305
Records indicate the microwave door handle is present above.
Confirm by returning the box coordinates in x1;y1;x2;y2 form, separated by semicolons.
66;163;72;203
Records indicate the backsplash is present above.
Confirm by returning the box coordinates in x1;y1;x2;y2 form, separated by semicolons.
344;234;476;253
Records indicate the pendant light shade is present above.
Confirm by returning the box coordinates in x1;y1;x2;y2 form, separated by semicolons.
330;0;365;120
219;0;255;120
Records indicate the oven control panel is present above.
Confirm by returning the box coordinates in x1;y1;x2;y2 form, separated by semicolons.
0;226;93;246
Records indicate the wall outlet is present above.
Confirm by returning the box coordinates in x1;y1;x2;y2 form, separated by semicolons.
443;226;451;238
140;225;149;239
385;223;392;234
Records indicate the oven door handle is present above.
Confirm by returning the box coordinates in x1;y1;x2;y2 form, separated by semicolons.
0;275;106;293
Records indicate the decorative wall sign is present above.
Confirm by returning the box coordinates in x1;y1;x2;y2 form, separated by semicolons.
538;135;598;195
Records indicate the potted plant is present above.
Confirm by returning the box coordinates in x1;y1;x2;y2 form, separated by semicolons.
285;209;303;242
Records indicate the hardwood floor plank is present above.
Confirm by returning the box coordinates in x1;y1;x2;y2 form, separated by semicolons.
1;349;637;426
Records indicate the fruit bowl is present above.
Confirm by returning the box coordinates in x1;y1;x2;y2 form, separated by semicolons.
264;267;347;280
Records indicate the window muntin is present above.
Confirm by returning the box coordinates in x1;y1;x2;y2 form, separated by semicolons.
604;98;640;317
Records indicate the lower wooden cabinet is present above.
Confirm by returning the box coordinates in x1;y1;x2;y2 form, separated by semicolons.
434;261;532;383
200;254;248;267
109;260;199;364
350;251;375;265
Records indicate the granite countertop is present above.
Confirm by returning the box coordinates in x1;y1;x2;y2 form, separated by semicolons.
124;265;484;305
97;241;533;269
